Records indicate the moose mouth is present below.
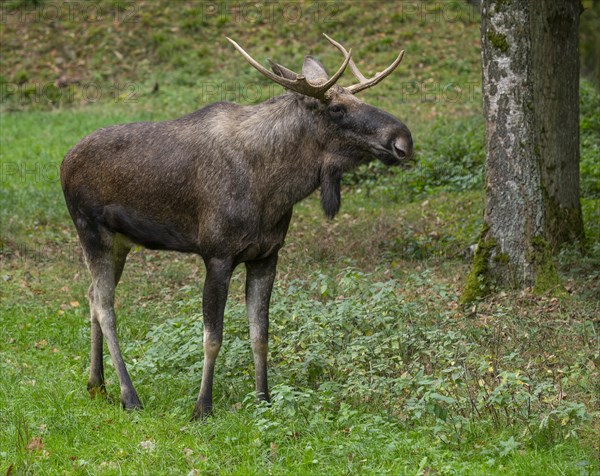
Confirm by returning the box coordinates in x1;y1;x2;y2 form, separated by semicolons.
370;145;411;167
375;150;401;166
375;135;414;166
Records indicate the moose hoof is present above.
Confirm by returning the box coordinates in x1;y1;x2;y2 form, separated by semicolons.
87;382;107;399
121;392;143;412
257;392;270;403
191;402;213;421
122;401;143;412
190;410;211;422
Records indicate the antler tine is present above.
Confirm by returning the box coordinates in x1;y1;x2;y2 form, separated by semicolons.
320;49;353;94
323;33;405;94
323;33;367;83
347;50;404;94
226;37;352;100
226;37;298;89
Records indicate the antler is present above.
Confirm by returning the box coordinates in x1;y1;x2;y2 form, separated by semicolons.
226;37;352;100
323;33;404;94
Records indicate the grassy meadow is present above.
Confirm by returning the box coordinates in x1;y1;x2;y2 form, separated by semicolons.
1;1;598;474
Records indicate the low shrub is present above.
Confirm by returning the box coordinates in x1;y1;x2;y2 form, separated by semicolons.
130;269;595;449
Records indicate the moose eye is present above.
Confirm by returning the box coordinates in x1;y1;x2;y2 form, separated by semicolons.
329;104;346;118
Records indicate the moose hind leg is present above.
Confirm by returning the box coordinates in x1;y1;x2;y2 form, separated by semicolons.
245;254;278;402
87;284;105;397
82;229;140;410
87;234;131;399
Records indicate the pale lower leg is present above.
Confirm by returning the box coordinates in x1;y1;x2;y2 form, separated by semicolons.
193;331;222;418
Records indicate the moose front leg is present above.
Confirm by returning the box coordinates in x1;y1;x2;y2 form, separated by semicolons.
193;257;234;420
245;253;278;402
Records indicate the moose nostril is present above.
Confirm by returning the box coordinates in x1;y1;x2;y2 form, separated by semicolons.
394;144;407;158
393;137;412;159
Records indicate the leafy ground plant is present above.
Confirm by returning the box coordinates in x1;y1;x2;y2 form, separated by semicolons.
132;270;597;452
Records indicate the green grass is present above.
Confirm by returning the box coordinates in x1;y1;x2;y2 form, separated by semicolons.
1;106;598;476
1;1;599;474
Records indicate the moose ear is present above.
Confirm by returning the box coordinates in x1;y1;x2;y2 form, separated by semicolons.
302;55;329;83
268;59;298;80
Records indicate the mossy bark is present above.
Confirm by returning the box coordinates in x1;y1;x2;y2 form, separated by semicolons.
530;236;559;293
460;231;496;304
463;0;567;302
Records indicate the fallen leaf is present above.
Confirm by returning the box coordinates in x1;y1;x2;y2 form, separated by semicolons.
269;442;278;460
35;340;48;349
26;436;44;452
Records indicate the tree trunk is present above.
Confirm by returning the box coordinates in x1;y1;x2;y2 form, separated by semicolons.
462;0;562;302
531;0;584;248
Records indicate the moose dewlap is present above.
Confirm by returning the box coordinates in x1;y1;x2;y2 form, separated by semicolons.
60;34;413;419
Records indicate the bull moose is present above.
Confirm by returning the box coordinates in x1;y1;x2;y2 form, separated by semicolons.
60;35;413;419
